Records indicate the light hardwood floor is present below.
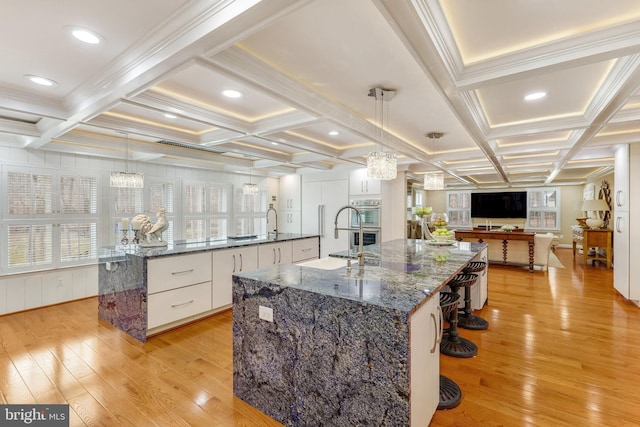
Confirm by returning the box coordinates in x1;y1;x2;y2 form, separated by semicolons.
1;248;639;426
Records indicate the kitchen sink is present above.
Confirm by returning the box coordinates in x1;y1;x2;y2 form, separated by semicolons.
297;257;352;270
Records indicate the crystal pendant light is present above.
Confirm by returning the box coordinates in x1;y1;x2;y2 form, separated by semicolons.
366;87;397;180
424;173;444;190
243;157;259;195
110;132;144;188
424;132;444;190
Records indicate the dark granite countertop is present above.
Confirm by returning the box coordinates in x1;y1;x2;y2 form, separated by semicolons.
98;233;319;261
234;238;486;313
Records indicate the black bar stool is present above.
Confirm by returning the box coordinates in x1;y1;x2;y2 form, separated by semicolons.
438;292;463;409
440;275;478;358
458;261;489;330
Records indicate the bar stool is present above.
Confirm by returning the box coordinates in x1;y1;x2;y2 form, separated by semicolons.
440;275;477;358
438;292;463;409
458;261;489;330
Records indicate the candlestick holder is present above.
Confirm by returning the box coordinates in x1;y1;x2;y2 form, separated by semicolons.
121;229;129;245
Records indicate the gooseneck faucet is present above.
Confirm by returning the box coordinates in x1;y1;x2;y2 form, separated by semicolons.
266;203;278;236
334;205;364;268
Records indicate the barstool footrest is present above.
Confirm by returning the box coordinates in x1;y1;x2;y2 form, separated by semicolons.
438;375;462;410
440;336;478;358
458;313;489;330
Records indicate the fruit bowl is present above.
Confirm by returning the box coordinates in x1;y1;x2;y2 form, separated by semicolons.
430;212;449;227
433;234;453;242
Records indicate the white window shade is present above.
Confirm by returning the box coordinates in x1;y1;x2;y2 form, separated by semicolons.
8;224;53;267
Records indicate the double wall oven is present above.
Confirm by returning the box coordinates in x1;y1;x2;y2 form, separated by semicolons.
349;199;381;250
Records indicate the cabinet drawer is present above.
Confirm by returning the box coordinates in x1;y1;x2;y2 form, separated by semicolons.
292;238;319;263
147;252;211;294
147;281;212;329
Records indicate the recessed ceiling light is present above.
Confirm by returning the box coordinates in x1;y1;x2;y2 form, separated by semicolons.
329;131;339;136
70;27;102;44
271;142;279;146
24;74;58;87
164;113;177;119
524;91;547;101
222;89;243;98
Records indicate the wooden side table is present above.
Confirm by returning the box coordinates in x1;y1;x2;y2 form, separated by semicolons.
582;229;612;268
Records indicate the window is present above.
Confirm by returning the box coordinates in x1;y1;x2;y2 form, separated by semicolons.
184;181;230;240
2;167;98;272
232;186;267;237
446;191;471;227
527;187;560;230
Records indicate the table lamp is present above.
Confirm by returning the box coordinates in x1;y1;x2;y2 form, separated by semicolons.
581;198;609;229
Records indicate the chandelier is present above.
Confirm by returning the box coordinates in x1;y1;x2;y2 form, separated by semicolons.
424;132;444;190
243;157;259;195
110;132;144;188
366;87;397;180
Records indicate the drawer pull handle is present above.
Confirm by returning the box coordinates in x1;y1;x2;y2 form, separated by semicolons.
171;300;194;309
171;269;194;275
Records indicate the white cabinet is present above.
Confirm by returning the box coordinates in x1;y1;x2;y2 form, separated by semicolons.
147;252;211;294
614;211;630;298
292;237;320;263
614;145;629;211
258;241;293;268
613;144;640;301
409;292;442;424
279;174;301;233
147;282;212;329
212;246;258;309
471;247;488;310
301;180;349;257
349;168;381;196
279;174;301;210
147;252;213;330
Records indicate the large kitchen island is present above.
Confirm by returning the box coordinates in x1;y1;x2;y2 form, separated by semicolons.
97;233;320;342
232;238;487;426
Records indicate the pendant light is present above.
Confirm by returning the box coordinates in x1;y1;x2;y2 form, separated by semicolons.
424;132;444;190
110;132;144;188
366;87;397;180
242;157;259;195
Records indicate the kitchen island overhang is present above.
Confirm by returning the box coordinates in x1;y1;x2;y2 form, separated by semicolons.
232;238;487;426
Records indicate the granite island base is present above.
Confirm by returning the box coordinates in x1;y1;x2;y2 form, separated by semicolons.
232;239;486;426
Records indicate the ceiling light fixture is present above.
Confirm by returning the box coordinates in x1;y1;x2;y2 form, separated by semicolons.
164;113;177;119
70;27;102;44
242;157;259;196
223;89;243;98
329;130;339;136
24;74;58;87
110;132;144;188
366;87;397;180
424;132;445;190
524;91;547;101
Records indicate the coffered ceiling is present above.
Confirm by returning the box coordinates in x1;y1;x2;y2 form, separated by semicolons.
2;0;640;188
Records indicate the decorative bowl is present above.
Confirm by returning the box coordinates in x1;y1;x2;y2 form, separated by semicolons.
433;233;453;242
430;212;449;227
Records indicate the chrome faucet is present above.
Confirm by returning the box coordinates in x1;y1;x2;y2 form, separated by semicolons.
266;203;278;236
334;205;364;268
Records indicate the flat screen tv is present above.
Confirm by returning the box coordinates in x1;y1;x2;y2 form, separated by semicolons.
471;191;527;218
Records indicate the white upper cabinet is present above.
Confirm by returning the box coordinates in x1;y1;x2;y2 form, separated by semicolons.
349;168;381;196
279;174;301;211
614;145;629;211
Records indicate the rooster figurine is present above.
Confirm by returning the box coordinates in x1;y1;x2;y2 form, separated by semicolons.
132;208;169;247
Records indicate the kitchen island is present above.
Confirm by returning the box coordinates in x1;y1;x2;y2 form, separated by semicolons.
232;238;487;426
98;233;319;342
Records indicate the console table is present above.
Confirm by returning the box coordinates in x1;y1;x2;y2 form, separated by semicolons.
455;230;535;272
582;228;613;268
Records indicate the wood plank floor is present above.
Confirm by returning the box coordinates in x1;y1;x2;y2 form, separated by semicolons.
1;248;639;426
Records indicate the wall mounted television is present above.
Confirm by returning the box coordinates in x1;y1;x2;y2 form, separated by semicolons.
470;191;527;219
